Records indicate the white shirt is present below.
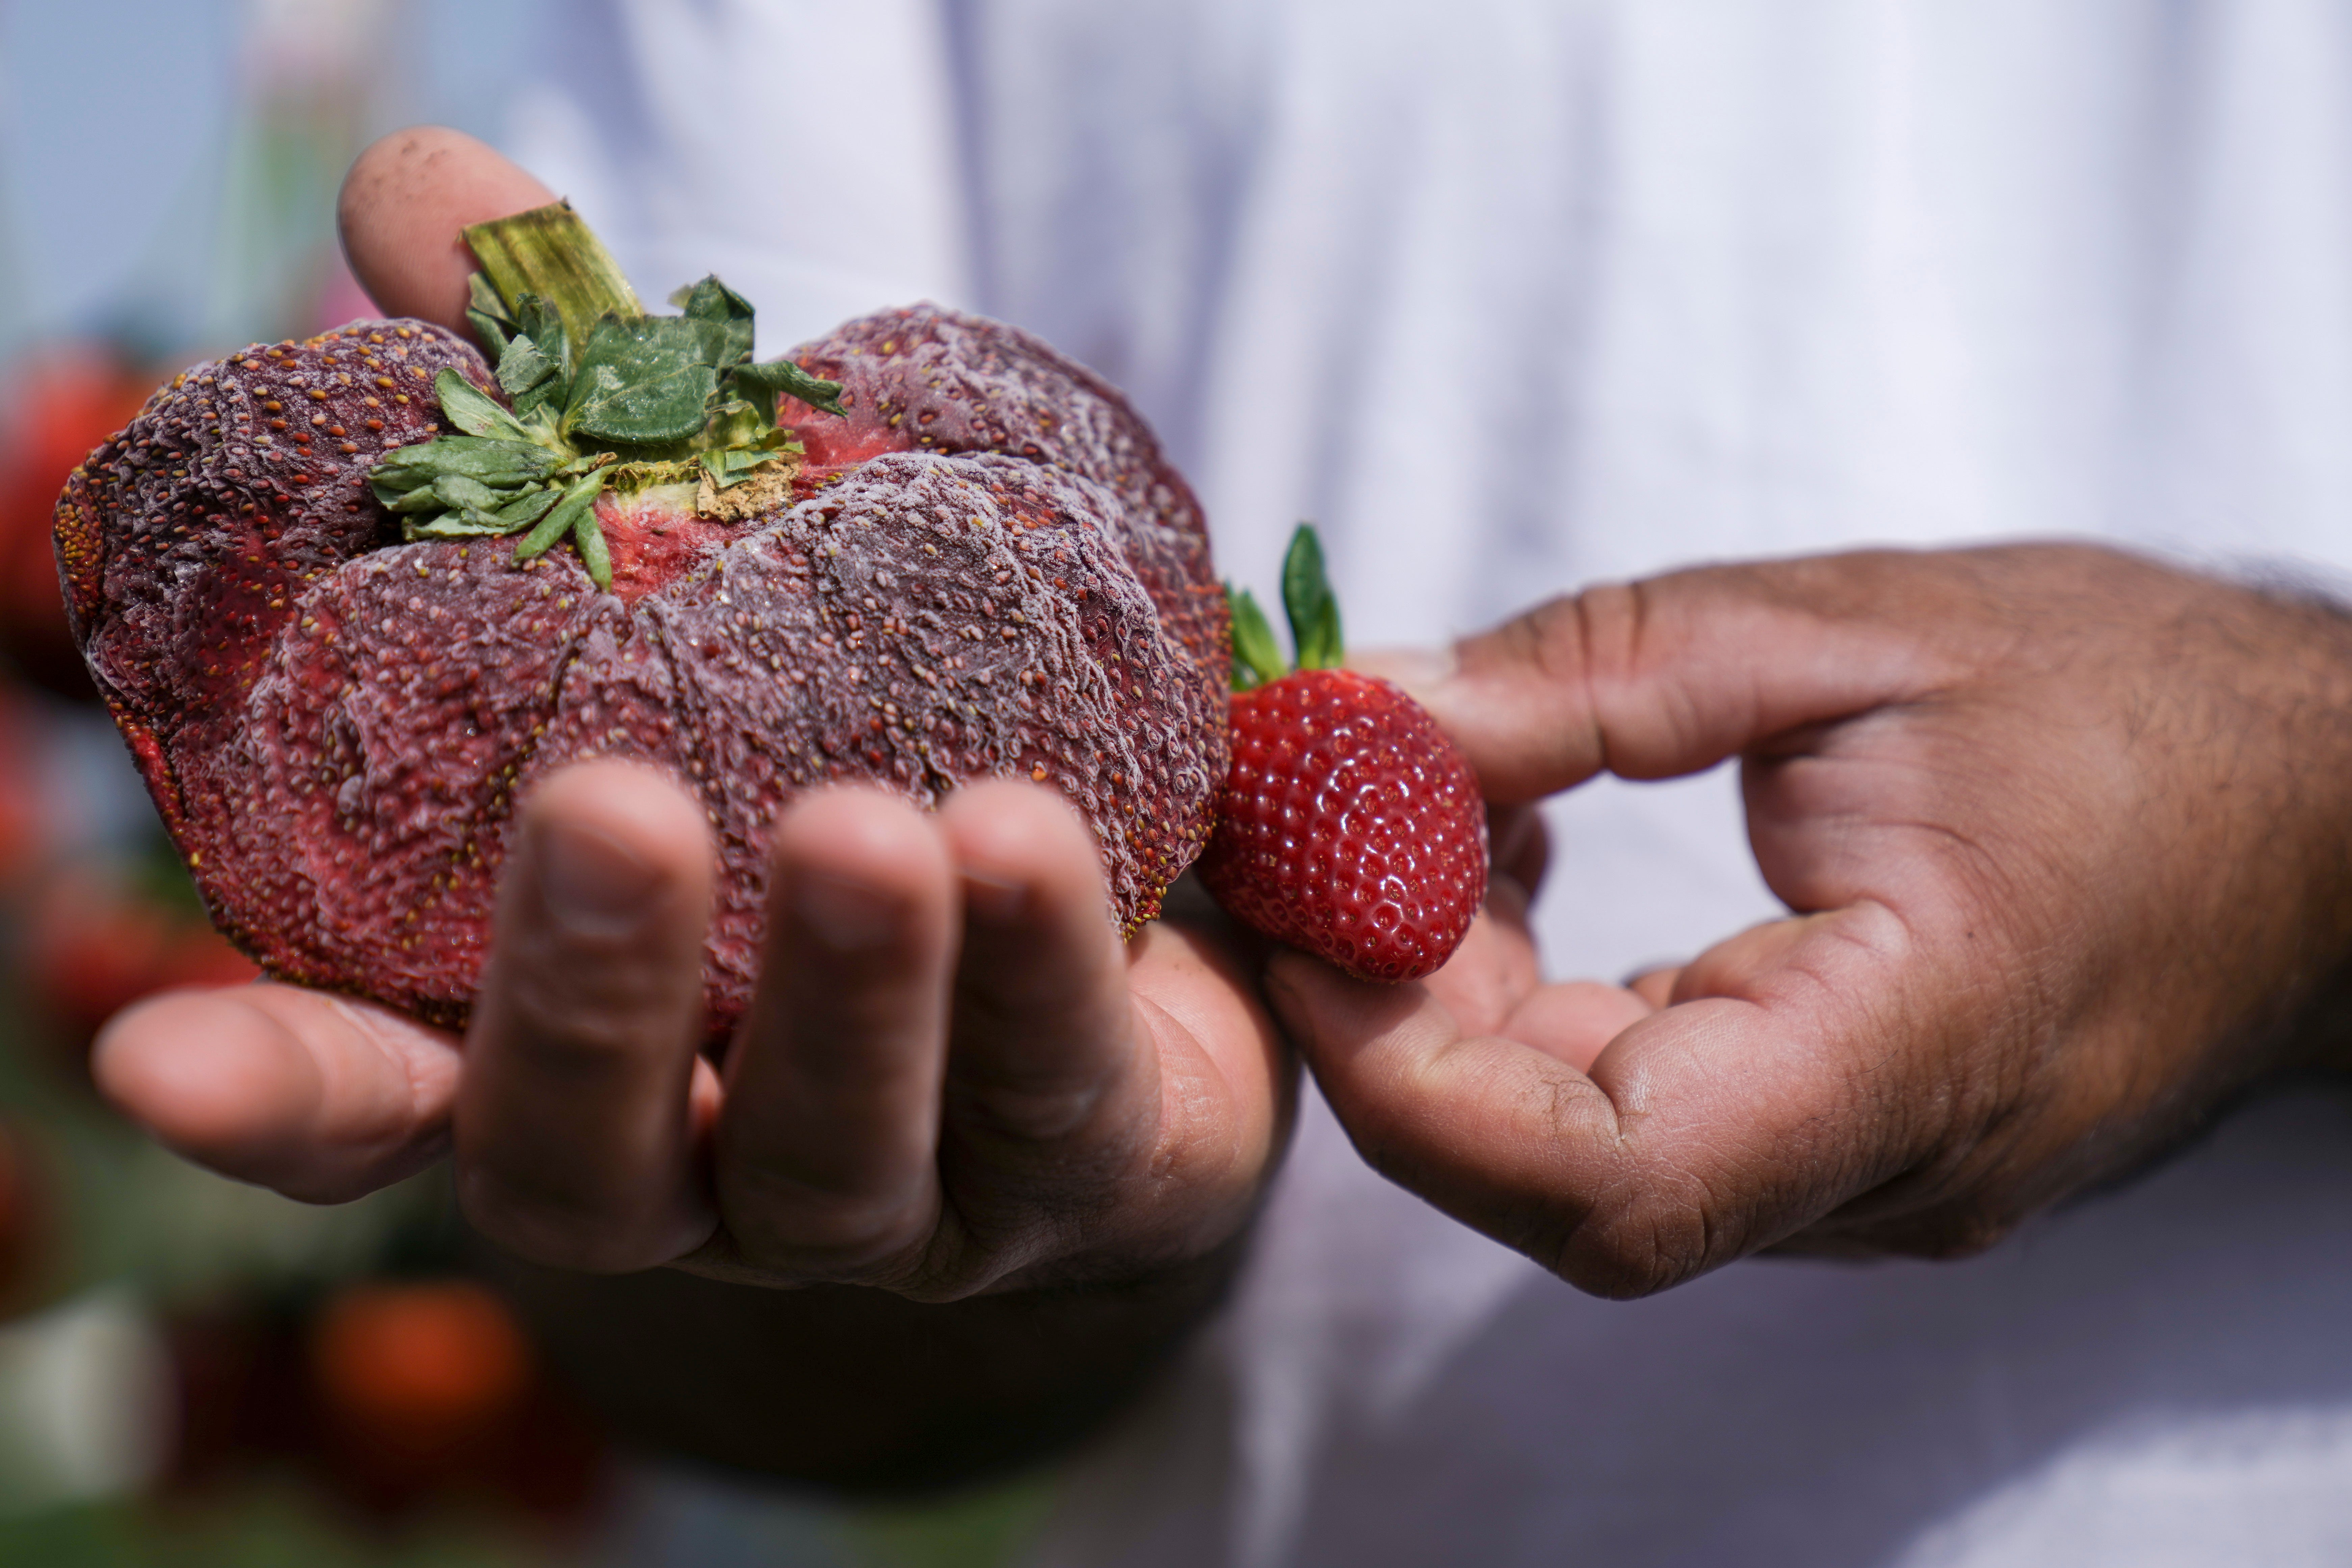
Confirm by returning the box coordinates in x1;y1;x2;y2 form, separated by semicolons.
510;4;2352;1563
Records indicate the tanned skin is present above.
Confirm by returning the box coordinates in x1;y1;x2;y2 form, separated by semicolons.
91;127;2352;1486
1292;549;2352;1295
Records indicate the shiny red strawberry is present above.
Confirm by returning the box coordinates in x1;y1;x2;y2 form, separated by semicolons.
1199;528;1486;981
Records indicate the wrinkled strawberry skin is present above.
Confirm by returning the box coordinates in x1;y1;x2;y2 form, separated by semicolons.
784;308;1230;692
57;326;476;740
58;309;1228;1037
1199;670;1487;983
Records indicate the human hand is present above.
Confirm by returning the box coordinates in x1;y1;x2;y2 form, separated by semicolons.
99;763;1286;1296
1275;546;2352;1296
88;129;1290;1300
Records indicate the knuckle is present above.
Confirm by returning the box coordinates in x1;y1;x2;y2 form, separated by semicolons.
1556;1219;1695;1301
1554;1179;1733;1300
1498;593;1595;685
1567;582;1640;683
486;961;676;1071
719;1169;933;1281
948;1070;1113;1146
457;1166;680;1274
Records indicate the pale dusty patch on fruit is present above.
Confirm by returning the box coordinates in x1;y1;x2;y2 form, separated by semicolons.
695;454;800;523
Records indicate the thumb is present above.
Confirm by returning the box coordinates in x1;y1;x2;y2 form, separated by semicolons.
1359;556;1944;804
338;126;556;337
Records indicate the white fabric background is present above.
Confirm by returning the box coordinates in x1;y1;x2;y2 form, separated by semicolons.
511;2;2352;1562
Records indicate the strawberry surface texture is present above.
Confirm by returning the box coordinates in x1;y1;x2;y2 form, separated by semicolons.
56;305;1229;1036
1199;668;1486;982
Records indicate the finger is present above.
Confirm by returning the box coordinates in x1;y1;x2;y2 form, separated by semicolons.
92;985;458;1203
338;126;556;334
1368;558;1948;803
1498;981;1655;1073
1421;888;1541;1037
935;781;1154;1198
1271;896;1932;1298
1626;967;1680;1010
1488;801;1551;895
712;789;957;1279
457;762;717;1273
1667;915;1822;1005
1119;916;1299;1247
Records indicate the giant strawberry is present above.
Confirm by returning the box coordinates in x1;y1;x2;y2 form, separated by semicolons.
56;203;1228;1036
1199;527;1486;981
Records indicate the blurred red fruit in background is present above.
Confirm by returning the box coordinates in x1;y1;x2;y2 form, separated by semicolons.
311;1279;549;1515
21;863;261;1073
163;1279;607;1526
0;344;159;699
312;1281;533;1450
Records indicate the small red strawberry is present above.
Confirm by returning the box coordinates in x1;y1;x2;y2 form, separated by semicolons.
1199;527;1487;981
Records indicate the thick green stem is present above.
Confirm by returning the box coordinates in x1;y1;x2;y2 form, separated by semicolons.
463;201;643;356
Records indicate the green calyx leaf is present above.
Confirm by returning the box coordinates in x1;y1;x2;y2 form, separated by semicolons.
513;468;613;590
701;434;792;491
370;432;557;498
1281;524;1344;670
434;368;534;442
729;357;847;421
368;206;847;589
1228;587;1287;691
465;273;513;356
495;331;557;400
564;316;724;446
673;275;756;367
1226;523;1347;692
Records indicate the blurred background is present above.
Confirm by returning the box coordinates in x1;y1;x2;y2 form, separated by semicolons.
0;2;1020;1564
0;2;604;1562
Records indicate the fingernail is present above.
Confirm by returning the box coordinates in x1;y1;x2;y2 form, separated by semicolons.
962;869;1029;924
796;870;900;951
1348;644;1456;698
539;822;661;937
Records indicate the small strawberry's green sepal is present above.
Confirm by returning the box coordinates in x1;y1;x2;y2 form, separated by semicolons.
1225;523;1345;690
1281;524;1344;670
1228;585;1286;692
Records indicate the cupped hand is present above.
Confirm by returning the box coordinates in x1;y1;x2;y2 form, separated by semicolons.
87;128;1291;1300
98;766;1287;1297
1279;546;2352;1296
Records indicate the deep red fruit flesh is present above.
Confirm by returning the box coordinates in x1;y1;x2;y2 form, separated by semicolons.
1200;669;1487;982
57;307;1229;1037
